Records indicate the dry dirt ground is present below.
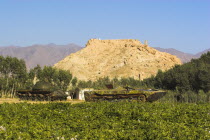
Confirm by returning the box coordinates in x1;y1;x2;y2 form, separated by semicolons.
0;98;85;104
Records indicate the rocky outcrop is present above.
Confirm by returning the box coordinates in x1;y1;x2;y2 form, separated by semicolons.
54;39;182;81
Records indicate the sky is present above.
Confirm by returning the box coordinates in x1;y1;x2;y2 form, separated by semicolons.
0;0;209;54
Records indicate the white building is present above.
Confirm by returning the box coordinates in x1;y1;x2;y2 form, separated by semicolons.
76;88;93;100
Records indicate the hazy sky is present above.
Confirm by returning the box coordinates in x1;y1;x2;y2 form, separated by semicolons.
0;0;209;54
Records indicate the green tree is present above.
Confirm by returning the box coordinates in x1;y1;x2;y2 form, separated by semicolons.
71;77;78;87
0;56;27;97
56;70;72;91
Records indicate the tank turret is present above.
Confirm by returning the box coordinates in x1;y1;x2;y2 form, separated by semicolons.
32;81;53;91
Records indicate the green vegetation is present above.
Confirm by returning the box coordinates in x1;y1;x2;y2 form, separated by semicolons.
0;56;27;97
0;53;209;139
0;102;209;139
28;65;73;91
0;56;74;97
77;52;210;103
141;52;210;103
142;52;210;93
77;77;142;89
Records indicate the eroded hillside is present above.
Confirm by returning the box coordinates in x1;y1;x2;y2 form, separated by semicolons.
54;39;182;81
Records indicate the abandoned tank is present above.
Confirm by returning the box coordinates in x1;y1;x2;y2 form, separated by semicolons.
17;81;68;101
84;85;166;102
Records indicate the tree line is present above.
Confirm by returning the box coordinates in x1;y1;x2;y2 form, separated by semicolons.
0;56;27;97
0;56;75;97
1;52;210;102
77;77;142;89
141;52;210;93
77;52;210;93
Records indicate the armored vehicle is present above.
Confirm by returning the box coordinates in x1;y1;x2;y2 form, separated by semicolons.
17;81;68;101
84;85;166;102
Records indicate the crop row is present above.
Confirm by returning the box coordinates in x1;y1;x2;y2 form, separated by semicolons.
0;102;209;139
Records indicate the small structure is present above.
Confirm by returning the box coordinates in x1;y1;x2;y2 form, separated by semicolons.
144;40;148;46
75;88;93;100
67;96;72;101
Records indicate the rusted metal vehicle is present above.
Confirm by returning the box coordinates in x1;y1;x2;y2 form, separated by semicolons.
84;86;166;102
17;81;67;101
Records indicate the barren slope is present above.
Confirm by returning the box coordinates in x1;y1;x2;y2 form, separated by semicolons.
54;39;182;81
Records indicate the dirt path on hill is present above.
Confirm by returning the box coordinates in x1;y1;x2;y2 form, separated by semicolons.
0;98;85;104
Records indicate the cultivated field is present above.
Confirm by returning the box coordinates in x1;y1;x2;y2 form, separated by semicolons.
0;98;84;104
0;101;209;139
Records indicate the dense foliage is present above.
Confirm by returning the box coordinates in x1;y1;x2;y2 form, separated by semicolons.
77;77;142;89
0;56;74;97
28;65;73;91
0;56;27;97
0;102;209;139
142;52;210;93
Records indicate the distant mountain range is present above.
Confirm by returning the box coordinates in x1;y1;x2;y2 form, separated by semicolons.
154;47;210;63
0;43;209;70
0;44;82;69
194;48;210;58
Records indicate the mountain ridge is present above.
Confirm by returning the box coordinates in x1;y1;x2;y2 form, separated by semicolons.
0;44;82;69
154;47;210;63
0;42;209;70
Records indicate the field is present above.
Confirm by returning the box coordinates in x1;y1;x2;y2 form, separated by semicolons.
0;102;209;139
0;98;84;104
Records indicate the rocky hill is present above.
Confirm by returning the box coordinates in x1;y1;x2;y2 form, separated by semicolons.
54;39;182;81
0;44;82;69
